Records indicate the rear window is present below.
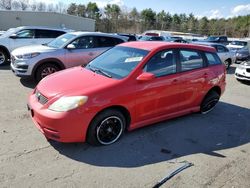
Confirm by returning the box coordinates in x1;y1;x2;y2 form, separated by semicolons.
205;52;222;66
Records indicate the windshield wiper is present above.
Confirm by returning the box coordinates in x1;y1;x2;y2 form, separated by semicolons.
88;65;112;78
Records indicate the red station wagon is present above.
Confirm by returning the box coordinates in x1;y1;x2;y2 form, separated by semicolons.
28;42;226;145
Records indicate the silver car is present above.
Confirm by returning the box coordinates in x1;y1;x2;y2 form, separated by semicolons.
11;32;127;81
194;42;236;69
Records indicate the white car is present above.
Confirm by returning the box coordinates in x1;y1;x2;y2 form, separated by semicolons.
235;61;250;82
227;40;248;50
0;26;71;65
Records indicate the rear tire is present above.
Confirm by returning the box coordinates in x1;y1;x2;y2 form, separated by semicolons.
35;63;60;82
0;49;9;65
224;59;231;70
200;91;220;114
87;109;126;146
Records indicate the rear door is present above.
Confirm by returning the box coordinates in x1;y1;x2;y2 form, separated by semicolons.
177;49;207;109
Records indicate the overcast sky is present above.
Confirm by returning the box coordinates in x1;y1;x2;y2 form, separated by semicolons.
39;0;250;19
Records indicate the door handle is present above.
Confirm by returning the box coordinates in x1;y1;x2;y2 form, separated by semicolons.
172;79;178;83
88;52;94;56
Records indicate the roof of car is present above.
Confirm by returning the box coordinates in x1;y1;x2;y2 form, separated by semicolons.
16;26;73;32
118;41;216;52
194;41;227;47
68;31;128;41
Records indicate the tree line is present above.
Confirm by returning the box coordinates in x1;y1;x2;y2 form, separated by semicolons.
0;0;249;37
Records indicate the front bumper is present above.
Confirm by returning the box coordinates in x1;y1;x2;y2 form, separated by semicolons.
10;57;32;77
235;66;250;81
28;92;95;143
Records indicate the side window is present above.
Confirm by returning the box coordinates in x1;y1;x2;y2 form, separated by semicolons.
205;52;222;65
113;38;124;45
97;37;115;47
180;50;203;71
70;36;95;49
15;29;35;38
216;45;228;53
144;50;176;77
35;29;65;38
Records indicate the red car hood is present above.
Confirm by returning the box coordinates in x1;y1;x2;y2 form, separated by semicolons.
37;67;118;98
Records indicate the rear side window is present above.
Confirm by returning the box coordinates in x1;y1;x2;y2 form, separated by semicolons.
205;53;222;66
15;29;35;38
96;36;117;47
70;36;95;49
215;45;229;53
35;29;65;38
113;38;125;45
180;50;204;71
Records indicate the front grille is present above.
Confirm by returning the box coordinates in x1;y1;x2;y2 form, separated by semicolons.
35;90;48;105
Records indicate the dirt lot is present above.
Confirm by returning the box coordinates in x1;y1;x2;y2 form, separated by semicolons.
0;64;250;188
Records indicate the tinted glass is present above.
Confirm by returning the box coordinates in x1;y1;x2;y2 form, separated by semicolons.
205;52;222;65
86;46;149;79
16;29;34;38
180;50;203;71
144;50;176;77
216;45;228;53
96;37;116;47
70;36;95;49
35;29;65;38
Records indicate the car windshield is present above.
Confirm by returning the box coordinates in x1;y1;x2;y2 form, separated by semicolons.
86;46;149;79
47;33;76;48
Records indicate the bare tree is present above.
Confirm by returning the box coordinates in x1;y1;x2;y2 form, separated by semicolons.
37;1;46;12
20;0;28;10
12;0;20;10
47;3;54;12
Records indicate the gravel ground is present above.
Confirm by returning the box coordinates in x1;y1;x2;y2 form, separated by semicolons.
0;64;250;188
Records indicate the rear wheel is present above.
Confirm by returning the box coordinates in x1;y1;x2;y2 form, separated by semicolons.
35;63;60;82
0;49;8;65
224;59;231;69
200;91;220;114
87;109;126;146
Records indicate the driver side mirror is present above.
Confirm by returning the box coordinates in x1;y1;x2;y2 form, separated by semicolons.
67;44;76;50
9;33;17;39
136;72;155;81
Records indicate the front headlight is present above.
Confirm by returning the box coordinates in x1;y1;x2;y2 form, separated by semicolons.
48;96;88;112
16;52;40;59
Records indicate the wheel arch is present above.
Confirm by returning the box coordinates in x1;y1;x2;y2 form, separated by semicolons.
88;105;131;131
0;45;10;59
32;58;65;77
202;86;221;103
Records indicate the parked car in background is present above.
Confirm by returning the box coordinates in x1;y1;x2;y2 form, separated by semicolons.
28;42;226;145
227;40;248;50
194;42;235;69
0;26;71;66
11;32;127;81
138;35;165;41
235;46;250;62
116;33;137;41
203;35;228;45
235;61;250;82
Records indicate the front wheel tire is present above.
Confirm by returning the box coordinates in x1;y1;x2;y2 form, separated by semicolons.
0;49;8;65
87;109;126;146
200;91;220;114
35;63;60;82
